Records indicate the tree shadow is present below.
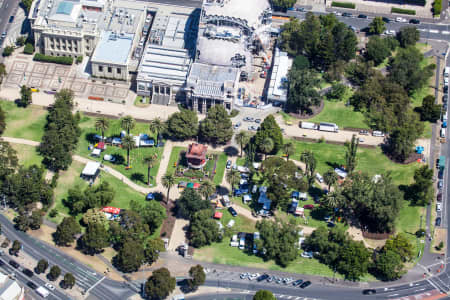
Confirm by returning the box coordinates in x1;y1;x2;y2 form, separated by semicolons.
85;132;98;144
325;161;341;169
224;146;239;157
111;154;125;165
130;173;145;184
310;207;330;222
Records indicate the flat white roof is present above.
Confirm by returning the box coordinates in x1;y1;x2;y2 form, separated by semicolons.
82;161;101;176
267;48;292;102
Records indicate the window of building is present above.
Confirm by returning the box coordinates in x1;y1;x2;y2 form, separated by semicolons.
117;68;121;74
98;66;103;72
107;67;112;73
155;86;159;94
138;84;145;90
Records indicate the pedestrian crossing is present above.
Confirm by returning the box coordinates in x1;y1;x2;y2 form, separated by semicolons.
240;290;319;300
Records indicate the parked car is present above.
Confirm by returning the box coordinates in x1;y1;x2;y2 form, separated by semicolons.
445;78;449;85
9;260;19;268
255;118;262;124
382;17;391;23
293;279;304;286
240;273;249;279
395;17;407;23
358;14;368;19
244;117;254;122
296;7;305;11
333;11;341;16
300;281;311;288
301;251;313;258
233;122;241;130
248;273;259;280
226;160;232;169
228;206;238;217
443;95;448;103
303;204;314;209
257;274;269;282
342;12;352;17
438;180;444;190
409;19;420;24
22;268;33;277
436;217;442;226
267;275;274;282
27;282;38;290
359;130;369;135
8;16;14;23
437;193;443;202
384;30;396;36
363;289;376;295
437;203;442;212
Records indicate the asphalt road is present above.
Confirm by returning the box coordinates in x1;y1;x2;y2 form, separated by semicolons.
0;0;19;50
0;214;136;300
140;0;202;8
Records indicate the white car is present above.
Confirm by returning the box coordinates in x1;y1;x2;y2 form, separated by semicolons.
396;17;407;23
44;283;55;291
249;273;260;280
445;78;449;85
437;203;442;212
384;30;396;36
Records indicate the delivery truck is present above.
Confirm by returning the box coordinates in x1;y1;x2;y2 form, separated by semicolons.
300;121;318;130
319;122;339;133
36;286;50;298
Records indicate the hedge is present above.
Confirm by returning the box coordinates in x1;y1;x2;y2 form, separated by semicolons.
23;43;34;55
331;1;355;8
433;0;442;16
391;7;416;15
33;53;73;65
405;0;425;5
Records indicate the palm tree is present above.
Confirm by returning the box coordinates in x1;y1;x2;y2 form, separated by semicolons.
149;117;166;145
95;117;109;141
323;168;338;191
226;169;240;190
162;173;176;203
235;131;250;157
260;137;274;160
121;135;136;167
199;180;215;200
143;154;158;186
282;142;295;161
121;115;135;135
321;190;344;219
345;134;359;175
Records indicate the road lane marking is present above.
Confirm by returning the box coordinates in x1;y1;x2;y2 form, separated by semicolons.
443;31;450;35
430;29;439;33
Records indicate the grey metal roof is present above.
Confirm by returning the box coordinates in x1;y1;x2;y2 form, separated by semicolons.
91;31;133;65
56;1;73;15
186;63;238;97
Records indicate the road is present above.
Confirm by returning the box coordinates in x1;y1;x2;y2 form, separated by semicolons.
0;214;136;300
0;0;19;56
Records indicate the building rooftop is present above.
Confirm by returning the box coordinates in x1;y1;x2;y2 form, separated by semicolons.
267;49;292;103
186;63;239;98
56;1;74;15
91;31;134;64
196;37;252;69
186;143;207;160
202;0;271;29
0;277;23;300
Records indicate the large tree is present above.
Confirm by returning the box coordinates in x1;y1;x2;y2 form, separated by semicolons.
188;264;206;291
166;109;199;140
177;188;210;220
260;137;274;160
368;16;386;35
121;135;136;167
272;0;296;10
149;117;166;145
189;209;220;247
345;134;359;174
121;115;135;135
0;106;5;135
235;131;250;157
54;217;81;246
79;222;109;255
365;36;393;66
199;180;215;200
49;266;61;281
396;26;420;48
95;117;109;141
162;173;176;203
144;268;176;300
323;168;338;191
63;273;76;289
419;95;441;122
0;141;18;181
144;238;165;265
114;238;144;273
282;142;295;161
253;290;276;300
199;105;233;144
408;165;433;206
253;115;283;154
36;259;48;274
18;85;32;107
287;68;321;114
130;200;166;234
143;154;158;186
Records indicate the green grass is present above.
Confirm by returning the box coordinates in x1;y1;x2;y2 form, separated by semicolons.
0;100;47;142
48;160;149;224
76;115;163;187
167;147;184;176
214;153;228;185
287;140;418;186
10;144;42;167
134;96;150;107
309;101;368;130
395;202;425;262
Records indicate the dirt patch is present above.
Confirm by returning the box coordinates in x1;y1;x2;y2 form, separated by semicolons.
432;228;447;253
28;225;124;281
160;200;176;241
286;101;325;120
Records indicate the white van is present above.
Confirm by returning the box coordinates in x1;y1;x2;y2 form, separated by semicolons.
315;173;324;183
443;112;448;123
372;131;385;137
445;67;450;78
222;195;231;207
441;128;446;138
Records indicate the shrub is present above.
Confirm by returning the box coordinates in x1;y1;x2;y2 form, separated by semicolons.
76;55;83;64
33;53;73;65
23;43;34;54
2;46;14;57
391;7;416;15
331;1;355;8
49;209;58;218
230;109;239;118
433;0;442;16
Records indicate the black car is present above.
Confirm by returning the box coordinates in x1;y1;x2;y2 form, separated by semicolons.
382;17;391;23
228;206;238;217
342;12;352;17
293;279;303;286
296;7;305;11
437;193;443;202
27;281;38;290
8;16;14;23
410;19;420;24
300;281;311;288
22;268;33;277
436;217;442;226
362;289;376;295
445;85;449;93
358;14;368;19
9;260;19;268
443;94;448;103
0;260;4;267
257;274;269;282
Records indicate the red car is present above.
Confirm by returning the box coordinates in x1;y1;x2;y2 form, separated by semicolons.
303;204;314;209
437;193;442;202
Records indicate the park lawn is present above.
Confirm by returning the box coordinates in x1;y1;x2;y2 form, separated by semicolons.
48;160;147;224
10;144;42;167
0;100;47;142
308;101;369;130
395;202;425;262
134;96;150;107
76;114;163;187
214;153;228;185
287;140;418;186
166;146;184;176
